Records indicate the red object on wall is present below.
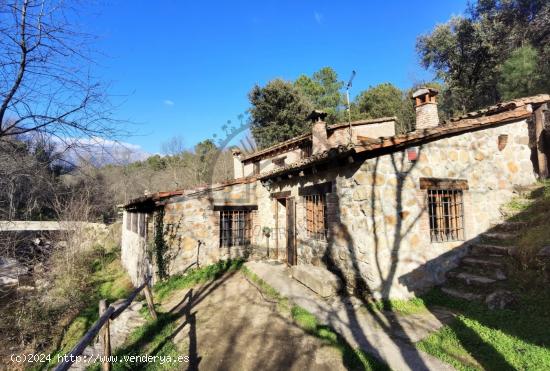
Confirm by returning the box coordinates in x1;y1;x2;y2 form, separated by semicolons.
407;147;418;162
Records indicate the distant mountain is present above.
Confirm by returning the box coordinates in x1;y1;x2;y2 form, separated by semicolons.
54;137;151;167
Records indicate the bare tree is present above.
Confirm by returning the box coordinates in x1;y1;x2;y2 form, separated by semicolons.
0;0;121;146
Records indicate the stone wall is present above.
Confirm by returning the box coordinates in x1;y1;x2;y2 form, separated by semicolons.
121;211;150;285
415;102;439;129
122;118;537;299
257;119;536;298
157;181;258;277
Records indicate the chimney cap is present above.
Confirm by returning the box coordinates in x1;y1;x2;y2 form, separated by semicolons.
231;147;242;156
307;110;328;122
412;87;439;99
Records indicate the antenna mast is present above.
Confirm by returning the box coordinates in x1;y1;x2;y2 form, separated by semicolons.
346;70;356;141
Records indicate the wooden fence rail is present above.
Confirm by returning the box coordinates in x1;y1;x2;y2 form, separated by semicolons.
54;275;156;371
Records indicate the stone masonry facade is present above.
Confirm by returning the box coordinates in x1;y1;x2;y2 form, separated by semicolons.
121;92;548;298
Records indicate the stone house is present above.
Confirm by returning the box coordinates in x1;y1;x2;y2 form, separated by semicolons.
121;89;550;299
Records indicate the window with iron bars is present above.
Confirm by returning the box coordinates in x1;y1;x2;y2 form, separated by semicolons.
305;194;328;240
219;209;253;247
427;189;464;242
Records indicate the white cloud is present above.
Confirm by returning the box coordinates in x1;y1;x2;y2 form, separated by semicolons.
163;99;175;106
314;11;323;24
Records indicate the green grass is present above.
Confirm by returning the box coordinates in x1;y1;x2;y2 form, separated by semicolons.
507;180;550;265
413;181;550;370
417;288;550;370
415;181;550;370
240;265;291;312
240;267;389;370
88;313;181;371
39;251;134;370
153;259;244;301
364;297;428;315
82;261;245;370
291;306;389;371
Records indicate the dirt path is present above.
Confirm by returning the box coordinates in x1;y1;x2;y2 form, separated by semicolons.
161;271;347;371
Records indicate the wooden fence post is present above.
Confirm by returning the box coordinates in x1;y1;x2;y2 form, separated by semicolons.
143;275;158;320
99;300;111;371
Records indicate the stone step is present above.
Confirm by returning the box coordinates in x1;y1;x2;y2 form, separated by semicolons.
471;243;517;256
290;264;342;297
457;262;508;281
447;271;497;285
441;287;484;301
462;257;504;269
490;221;527;232
481;232;518;241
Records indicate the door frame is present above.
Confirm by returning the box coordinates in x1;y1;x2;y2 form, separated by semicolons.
286;197;297;266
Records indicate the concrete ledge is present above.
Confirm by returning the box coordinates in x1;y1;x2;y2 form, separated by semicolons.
290;264;342;297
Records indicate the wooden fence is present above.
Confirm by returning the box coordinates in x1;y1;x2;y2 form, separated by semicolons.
54;275;157;371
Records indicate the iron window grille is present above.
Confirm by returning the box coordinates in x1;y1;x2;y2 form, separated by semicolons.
427;189;465;242
219;209;253;247
305;194;328;240
301;143;313;158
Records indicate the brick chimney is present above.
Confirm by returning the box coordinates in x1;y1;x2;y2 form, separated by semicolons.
412;88;439;130
231;148;244;178
308;110;329;155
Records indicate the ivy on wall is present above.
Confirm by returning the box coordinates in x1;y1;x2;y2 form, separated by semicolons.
154;208;169;280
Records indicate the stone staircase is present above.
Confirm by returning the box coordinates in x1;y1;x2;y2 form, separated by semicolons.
440;184;544;307
440;221;524;305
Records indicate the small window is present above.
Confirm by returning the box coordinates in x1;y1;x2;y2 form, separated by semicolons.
220;209;253;247
253;161;260;175
305;194;327;240
427;189;464;242
131;213;138;233
301;143;312;158
126;212;131;231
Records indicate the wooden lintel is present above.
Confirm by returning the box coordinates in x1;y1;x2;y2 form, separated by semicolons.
271;191;291;199
419;177;469;190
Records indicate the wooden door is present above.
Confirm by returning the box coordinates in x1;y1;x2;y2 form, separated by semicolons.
286;197;296;266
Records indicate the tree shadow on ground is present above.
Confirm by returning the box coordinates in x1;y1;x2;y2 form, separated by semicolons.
316;143;529;370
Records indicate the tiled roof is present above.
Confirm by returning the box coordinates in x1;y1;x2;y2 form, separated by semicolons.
123;176;257;209
258;94;549;180
240;117;397;162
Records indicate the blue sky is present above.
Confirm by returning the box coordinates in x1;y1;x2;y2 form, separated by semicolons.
83;0;468;154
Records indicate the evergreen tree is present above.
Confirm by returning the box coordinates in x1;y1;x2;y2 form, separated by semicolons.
248;79;313;149
498;45;543;100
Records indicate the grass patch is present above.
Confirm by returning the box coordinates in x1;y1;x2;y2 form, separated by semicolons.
240;267;389;370
503;180;550;266
364;297;428;315
88;313;181;371
153;259;243;301
416;181;550;370
83;261;245;370
240;266;290;312
417;286;550;370
291;306;389;371
40;252;134;370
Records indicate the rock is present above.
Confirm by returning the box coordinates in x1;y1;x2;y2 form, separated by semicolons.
485;289;516;310
290;264;342;297
441;287;483;301
494;269;507;281
537;246;550;258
